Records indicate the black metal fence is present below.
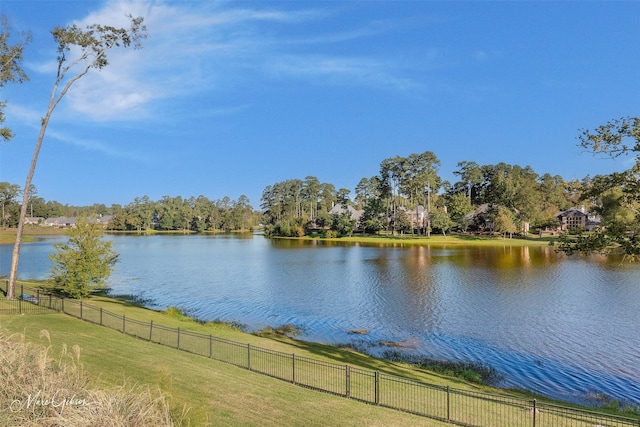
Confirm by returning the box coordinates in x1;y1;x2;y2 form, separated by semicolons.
2;281;638;427
0;284;60;314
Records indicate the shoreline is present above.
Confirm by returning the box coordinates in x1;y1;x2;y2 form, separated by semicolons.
3;278;638;415
0;227;254;244
269;232;556;247
2;226;558;247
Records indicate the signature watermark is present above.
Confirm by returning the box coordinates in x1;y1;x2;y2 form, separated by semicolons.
9;389;94;415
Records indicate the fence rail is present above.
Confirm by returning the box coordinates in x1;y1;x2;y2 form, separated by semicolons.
2;281;638;427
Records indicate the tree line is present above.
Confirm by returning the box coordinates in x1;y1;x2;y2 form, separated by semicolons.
260;153;584;238
261;117;640;259
0;188;258;233
108;195;257;232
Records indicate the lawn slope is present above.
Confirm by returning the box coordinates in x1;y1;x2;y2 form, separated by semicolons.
1;311;453;427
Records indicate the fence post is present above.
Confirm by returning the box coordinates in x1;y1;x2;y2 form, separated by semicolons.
80;301;83;320
37;289;40;305
292;354;296;384
100;308;103;326
374;371;380;405
149;320;153;341
123;315;126;332
20;285;24;313
209;335;213;359
247;344;251;370
345;365;350;398
532;399;537;427
446;386;450;422
48;293;52;309
177;328;180;350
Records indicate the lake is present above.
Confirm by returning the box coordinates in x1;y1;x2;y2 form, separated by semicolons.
2;233;639;406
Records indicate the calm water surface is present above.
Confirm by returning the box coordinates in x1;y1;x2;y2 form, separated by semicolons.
2;233;639;406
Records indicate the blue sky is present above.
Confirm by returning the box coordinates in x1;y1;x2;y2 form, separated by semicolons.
1;0;638;209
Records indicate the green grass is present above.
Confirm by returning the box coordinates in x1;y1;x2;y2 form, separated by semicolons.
1;227;556;246
1;313;451;426
63;296;481;389
285;232;556;247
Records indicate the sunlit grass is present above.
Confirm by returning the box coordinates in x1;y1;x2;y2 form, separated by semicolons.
312;233;555;247
1;314;450;426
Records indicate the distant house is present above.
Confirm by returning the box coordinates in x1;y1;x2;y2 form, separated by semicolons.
329;204;364;223
463;203;529;234
401;205;427;228
463;203;492;230
557;207;601;231
41;215;113;228
24;217;44;225
96;215;114;227
43;216;77;228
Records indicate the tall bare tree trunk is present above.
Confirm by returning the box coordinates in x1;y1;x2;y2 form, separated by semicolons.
7;114;50;299
5;15;145;300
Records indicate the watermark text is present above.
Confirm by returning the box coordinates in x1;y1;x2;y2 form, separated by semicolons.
10;389;93;415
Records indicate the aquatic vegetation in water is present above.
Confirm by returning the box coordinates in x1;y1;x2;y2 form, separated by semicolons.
381;350;504;386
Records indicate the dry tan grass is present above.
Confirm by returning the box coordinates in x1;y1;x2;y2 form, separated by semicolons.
0;328;180;426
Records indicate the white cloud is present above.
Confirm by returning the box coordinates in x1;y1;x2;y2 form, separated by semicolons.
267;54;421;92
46;128;147;160
5;102;145;160
26;0;422;122
63;53;155;122
5;103;41;124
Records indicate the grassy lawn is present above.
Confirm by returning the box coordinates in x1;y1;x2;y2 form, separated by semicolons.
1;311;452;426
0;226;67;244
278;233;556;247
1;227;556;247
54;294;501;392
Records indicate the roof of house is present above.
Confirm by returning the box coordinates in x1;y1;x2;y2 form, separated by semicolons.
463;203;490;221
44;216;77;225
557;208;588;218
329;204;364;221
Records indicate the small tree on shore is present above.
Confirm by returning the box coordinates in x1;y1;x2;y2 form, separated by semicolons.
429;209;452;237
6;15;146;300
49;217;118;298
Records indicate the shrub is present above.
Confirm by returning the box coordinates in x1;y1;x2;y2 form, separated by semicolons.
324;230;339;238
